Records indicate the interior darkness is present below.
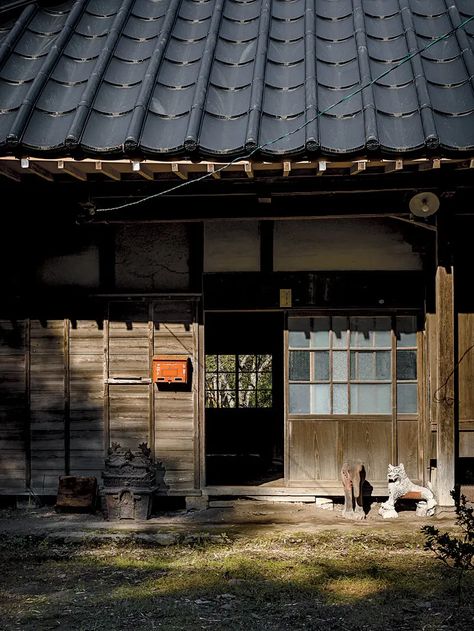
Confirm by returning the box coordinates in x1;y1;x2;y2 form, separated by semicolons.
205;312;284;486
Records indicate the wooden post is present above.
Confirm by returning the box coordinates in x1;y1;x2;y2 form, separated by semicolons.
435;209;456;507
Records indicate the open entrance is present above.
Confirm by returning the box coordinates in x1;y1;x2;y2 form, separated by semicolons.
204;312;284;486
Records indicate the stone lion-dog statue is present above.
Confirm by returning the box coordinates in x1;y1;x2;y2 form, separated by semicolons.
379;463;437;519
341;461;366;520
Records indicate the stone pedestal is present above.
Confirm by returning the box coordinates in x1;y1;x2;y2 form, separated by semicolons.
101;442;157;521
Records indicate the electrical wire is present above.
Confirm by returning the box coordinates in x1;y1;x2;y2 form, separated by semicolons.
94;13;474;214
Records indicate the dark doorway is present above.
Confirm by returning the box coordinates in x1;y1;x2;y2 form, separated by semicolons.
205;312;284;485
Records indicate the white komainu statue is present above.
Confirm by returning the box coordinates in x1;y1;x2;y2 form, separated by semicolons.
379;463;437;519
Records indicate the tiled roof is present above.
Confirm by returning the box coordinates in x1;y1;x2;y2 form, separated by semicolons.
0;0;473;159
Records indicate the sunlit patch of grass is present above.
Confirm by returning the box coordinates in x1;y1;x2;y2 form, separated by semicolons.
324;575;387;603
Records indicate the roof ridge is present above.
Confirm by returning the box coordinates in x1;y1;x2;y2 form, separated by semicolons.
6;0;86;149
353;0;379;151
304;0;318;151
125;0;183;153
245;0;272;152
399;0;439;150
184;0;226;152
65;0;135;149
0;1;36;70
444;0;474;92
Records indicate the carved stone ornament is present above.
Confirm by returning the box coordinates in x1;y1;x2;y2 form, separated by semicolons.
102;442;157;520
378;463;437;519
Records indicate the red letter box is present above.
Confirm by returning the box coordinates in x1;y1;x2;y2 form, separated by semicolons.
152;355;189;384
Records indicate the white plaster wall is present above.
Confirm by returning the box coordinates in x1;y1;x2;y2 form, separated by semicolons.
274;219;422;271
204;220;260;272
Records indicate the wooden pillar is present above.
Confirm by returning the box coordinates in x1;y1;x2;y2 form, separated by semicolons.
435;208;456;507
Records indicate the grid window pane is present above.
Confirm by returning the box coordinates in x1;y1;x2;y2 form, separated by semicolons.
288;319;310;348
333;384;349;414
238;355;256;371
288;316;417;417
257;390;272;407
205;355;217;372
289;384;310;413
239;390;256;407
311;384;330;414
219;391;236;408
376;351;391;380
289;351;310;381
350;317;374;347
310;317;330;348
219;355;236;371
332;317;348;348
205;390;218;408
350;384;391;414
314;351;329;380
397;383;417;413
333;351;348;381
396;316;417;347
257;354;272;372
206;353;272;409
397;350;417;380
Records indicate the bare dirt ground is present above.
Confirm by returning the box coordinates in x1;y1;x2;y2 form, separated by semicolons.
0;499;471;631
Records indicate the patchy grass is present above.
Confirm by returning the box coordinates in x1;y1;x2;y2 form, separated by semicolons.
0;530;472;630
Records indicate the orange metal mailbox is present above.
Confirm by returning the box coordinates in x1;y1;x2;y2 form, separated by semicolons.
152;355;189;384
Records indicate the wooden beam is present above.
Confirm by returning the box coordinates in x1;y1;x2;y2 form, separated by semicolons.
20;158;54;181
207;163;221;179
419;159;441;172
244;162;254;178
131;161;154;181
384;160;403;174
172;162;187;180
0;165;21;182
57;159;87;181
435;264;455;507
350;161;366;175
283;161;291;177
95;161;121;180
317;160;326;176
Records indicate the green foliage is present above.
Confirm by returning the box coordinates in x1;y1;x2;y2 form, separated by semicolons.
421;491;474;603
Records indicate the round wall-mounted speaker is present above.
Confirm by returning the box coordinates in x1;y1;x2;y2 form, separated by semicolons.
409;192;440;217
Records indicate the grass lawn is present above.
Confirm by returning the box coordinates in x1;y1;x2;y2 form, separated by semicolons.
0;529;472;630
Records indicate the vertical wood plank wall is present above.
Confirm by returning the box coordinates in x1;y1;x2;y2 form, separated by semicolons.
458;314;474;458
30;320;65;493
0;320;27;492
0;301;198;495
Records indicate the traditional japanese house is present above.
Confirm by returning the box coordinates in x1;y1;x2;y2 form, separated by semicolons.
0;0;473;510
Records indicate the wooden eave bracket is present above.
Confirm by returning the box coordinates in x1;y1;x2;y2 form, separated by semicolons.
57;159;87;181
172;162;187;180
350;160;367;175
95;161;121;180
384;159;403;174
20;157;54;181
131;161;154;180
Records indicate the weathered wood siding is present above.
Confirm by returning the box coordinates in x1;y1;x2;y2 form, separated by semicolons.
154;301;197;492
0;300;198;495
0;320;27;492
69;320;104;479
30;320;65;493
459;313;474;458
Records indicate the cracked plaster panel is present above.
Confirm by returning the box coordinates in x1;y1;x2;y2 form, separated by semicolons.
114;224;191;291
204;220;260;272
273;219;422;272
